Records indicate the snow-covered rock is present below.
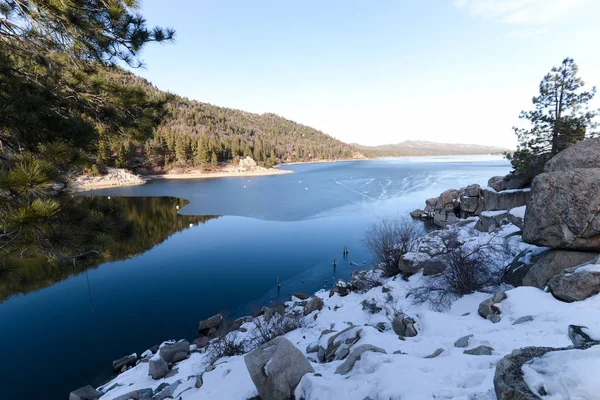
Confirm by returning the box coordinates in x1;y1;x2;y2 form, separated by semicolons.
244;337;314;400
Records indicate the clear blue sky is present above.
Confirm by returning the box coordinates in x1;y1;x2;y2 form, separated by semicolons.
133;0;600;148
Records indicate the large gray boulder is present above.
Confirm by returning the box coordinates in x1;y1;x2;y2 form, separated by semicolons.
244;337;314;400
158;340;190;364
392;314;418;337
148;357;169;380
544;137;600;172
317;326;362;363
547;264;600;302
523;169;600;250
521;250;599;289
481;188;530;212
334;344;386;375
69;385;101;400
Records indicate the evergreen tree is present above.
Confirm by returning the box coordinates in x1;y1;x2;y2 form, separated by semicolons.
510;58;598;176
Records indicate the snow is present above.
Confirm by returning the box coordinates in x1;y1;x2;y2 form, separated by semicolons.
95;223;600;400
480;210;508;217
575;263;600;273
509;205;526;219
522;346;600;399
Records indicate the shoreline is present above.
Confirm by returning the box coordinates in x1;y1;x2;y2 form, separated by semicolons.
73;167;293;192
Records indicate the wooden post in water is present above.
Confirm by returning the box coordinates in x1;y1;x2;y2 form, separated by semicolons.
333;255;336;267
277;276;281;290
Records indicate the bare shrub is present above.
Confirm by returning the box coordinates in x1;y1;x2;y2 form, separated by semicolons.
363;216;424;277
409;228;513;311
248;312;305;349
205;330;249;366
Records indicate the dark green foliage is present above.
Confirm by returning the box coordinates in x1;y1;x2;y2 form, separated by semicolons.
510;58;598;178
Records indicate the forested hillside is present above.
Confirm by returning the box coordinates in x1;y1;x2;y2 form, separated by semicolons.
99;71;362;172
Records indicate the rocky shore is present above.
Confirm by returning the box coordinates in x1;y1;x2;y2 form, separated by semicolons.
71;139;600;400
72;157;292;192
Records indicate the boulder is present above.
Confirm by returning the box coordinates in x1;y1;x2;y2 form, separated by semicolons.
334;344;386;375
410;209;427;219
547;265;600;302
478;291;506;322
148;358;169;380
488;176;508;192
521;250;598;289
544;137;600;172
112;353;137;373
303;296;324;316
69;385;101;400
464;184;481;197
523;169;600;250
264;305;285;322
424;348;445;358
474;210;509;232
244;337;314;400
494;346;557;400
433;209;459;227
329;280;352;297
503;250;534;287
480;188;530;212
464;345;493;355
112;388;153;400
291;292;310;300
391;314;418;337
317;327;362;363
454;334;473;348
398;252;430;275
421;259;446;276
194;336;209;349
159;340;190;364
153;380;181;400
198;314;223;335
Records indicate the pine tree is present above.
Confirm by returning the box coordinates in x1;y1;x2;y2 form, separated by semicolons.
510;58;598;176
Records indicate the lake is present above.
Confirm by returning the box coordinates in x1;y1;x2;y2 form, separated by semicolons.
0;156;511;400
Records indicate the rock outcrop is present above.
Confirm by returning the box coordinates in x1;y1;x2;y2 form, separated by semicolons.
547;263;600;302
158;340;190;364
244;337;314;400
521;250;598;289
414;184;530;228
523;138;600;251
198;314;223;337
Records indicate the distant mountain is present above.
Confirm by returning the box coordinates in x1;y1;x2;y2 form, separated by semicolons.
354;140;512;157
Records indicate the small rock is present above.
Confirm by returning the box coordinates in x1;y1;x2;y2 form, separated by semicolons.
425;348;445;359
464;345;494;356
335;344;386;375
194;336;209;349
195;375;203;388
512;315;534;325
329;280;352;297
454;334;473;348
306;342;319;354
69;385;101;400
304;296;325;316
374;322;387;332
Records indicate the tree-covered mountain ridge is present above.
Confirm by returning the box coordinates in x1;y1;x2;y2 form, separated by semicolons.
111;70;364;171
354;140;512;157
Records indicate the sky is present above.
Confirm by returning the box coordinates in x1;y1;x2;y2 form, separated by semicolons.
132;0;600;148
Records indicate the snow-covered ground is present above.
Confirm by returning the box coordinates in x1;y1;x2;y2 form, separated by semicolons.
95;223;600;400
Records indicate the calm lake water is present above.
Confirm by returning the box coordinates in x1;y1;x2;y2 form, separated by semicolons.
0;156;511;400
